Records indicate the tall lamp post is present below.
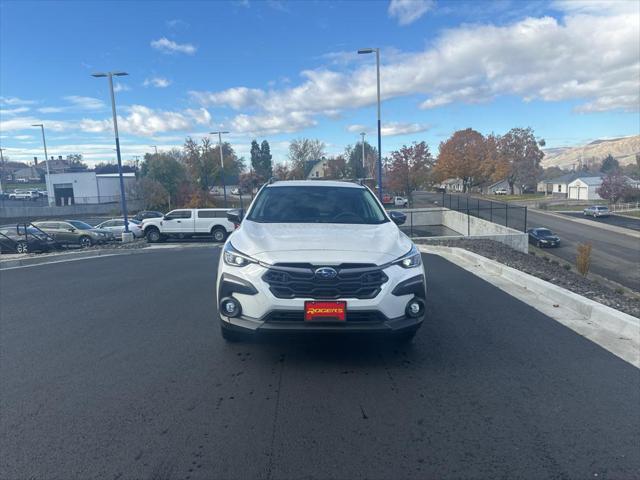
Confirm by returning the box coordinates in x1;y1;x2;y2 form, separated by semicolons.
357;47;382;199
210;131;229;208
31;124;54;206
360;131;366;178
92;71;131;239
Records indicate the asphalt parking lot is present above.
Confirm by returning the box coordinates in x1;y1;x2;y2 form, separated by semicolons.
561;211;640;231
1;248;639;479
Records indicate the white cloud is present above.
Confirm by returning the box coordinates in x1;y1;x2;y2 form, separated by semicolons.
0;96;37;106
37;107;65;114
0;116;71;132
388;0;435;26
347;122;429;137
190;7;639;136
150;37;196;55
0;106;30;115
143;77;172;88
64;96;105;110
14;134;34;141
231;111;316;135
79;105;212;136
113;83;131;93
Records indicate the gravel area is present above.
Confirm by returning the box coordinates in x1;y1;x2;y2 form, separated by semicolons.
417;239;640;318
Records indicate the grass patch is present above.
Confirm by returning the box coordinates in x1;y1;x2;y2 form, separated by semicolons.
616;210;640;218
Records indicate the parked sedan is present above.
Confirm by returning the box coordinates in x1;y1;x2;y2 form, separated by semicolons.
95;218;144;238
583;205;610;217
133;210;164;222
0;224;57;254
528;228;561;248
33;220;113;247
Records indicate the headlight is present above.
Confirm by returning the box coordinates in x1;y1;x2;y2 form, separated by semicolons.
223;242;257;267
393;245;422;269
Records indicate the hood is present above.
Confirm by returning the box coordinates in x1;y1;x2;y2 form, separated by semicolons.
230;220;413;265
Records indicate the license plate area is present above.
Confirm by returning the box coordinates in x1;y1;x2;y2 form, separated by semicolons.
304;301;346;322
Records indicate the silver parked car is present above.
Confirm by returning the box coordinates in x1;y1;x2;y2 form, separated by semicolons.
583;205;610;217
95;218;144;238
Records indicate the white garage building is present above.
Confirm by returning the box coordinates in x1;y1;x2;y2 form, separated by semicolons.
567;177;603;201
46;171;136;206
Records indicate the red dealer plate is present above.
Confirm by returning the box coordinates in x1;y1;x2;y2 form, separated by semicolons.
304;301;346;322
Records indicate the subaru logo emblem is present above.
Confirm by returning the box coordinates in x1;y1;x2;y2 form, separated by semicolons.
315;267;338;280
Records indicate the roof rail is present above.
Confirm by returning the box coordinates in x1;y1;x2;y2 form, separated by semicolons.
268;176;279;184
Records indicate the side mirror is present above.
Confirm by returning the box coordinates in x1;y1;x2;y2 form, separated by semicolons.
163;215;171;220
69;228;76;232
389;211;406;226
227;208;244;225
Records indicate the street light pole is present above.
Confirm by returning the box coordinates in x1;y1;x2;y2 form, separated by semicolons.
92;71;131;237
358;47;383;199
360;132;366;177
32;124;53;206
210;131;229;208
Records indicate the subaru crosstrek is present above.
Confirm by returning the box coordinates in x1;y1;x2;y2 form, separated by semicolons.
216;180;426;341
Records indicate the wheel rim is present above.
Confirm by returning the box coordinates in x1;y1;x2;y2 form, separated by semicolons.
17;243;27;253
214;230;224;241
80;237;91;247
149;231;159;241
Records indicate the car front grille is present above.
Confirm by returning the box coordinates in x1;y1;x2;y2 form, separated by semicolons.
263;310;385;323
262;263;388;299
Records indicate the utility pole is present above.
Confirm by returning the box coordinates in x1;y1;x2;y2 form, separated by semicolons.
31;124;54;206
210;131;229;208
0;147;5;196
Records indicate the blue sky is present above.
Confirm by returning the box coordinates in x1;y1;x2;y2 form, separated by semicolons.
0;0;638;166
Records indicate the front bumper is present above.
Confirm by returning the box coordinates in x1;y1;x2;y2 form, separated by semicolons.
217;263;426;336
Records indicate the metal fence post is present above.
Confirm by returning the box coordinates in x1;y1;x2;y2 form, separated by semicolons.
467;203;470;236
490;201;493;222
524;206;527;232
505;203;509;228
410;211;413;237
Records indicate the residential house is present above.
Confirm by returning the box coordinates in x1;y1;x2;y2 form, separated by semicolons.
486;178;523;195
13;166;44;182
567;177;603;200
305;158;329;179
439;178;464;192
538;172;584;196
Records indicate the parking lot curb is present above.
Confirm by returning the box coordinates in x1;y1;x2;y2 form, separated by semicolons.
420;245;640;368
530;208;640;239
0;243;219;269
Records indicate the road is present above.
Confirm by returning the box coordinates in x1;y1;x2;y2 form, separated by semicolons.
526;209;640;290
561;211;640;231
412;192;640;291
1;248;639;479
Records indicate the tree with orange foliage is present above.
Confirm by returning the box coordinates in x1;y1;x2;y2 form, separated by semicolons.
434;128;487;193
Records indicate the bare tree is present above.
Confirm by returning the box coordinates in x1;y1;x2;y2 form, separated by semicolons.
287;138;326;179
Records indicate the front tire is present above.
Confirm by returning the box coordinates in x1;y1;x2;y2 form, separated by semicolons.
211;226;227;243
79;236;92;248
146;228;162;243
537;240;543;248
16;241;28;254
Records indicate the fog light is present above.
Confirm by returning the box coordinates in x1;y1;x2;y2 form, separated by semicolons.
406;299;424;318
220;297;241;318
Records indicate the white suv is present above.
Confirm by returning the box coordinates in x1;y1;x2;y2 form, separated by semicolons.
216;180;426;342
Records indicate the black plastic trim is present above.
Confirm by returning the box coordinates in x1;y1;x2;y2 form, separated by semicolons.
219;273;258;297
391;274;426;298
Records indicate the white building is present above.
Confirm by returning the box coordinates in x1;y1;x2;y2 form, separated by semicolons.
567;177;603;200
440;178;464;192
45;171;136;205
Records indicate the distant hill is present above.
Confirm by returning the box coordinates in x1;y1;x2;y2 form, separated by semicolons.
542;135;640;169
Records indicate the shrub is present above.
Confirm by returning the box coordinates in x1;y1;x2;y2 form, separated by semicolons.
576;242;592;276
615;287;624;295
550;259;559;266
563;264;571;270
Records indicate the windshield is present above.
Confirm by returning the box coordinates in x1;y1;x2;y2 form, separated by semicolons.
248;186;388;224
67;221;93;230
537;229;553;236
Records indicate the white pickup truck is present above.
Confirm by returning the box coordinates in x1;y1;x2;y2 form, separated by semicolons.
141;208;235;243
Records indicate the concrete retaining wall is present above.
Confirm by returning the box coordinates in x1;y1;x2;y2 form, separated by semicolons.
405;208;529;253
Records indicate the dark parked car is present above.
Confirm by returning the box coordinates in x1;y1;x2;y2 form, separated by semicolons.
527;227;560;248
0;224;57;254
133;210;164;221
